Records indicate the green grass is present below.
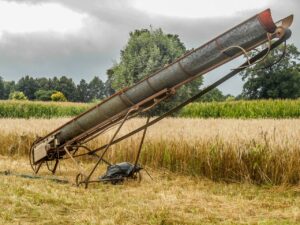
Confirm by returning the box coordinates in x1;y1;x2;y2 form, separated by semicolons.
1;99;300;119
180;99;300;119
0;100;90;118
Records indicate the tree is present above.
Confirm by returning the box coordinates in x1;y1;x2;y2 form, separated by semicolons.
77;79;90;102
241;44;300;99
225;95;235;101
104;69;116;98
51;91;67;102
35;77;51;90
3;81;15;99
88;76;105;101
198;88;226;102
49;76;60;91
0;77;5;99
35;89;56;101
16;75;38;100
108;28;202;115
9;91;28;100
56;76;77;102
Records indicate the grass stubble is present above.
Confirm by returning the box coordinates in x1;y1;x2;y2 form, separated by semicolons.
0;118;299;224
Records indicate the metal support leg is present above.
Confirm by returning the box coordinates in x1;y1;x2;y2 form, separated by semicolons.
84;109;133;188
77;145;112;166
134;116;150;168
64;146;87;178
49;159;59;174
34;162;43;174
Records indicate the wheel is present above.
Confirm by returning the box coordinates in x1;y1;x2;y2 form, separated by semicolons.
133;171;142;183
111;177;124;185
46;159;59;174
111;180;118;185
126;171;142;183
29;143;43;174
75;173;86;187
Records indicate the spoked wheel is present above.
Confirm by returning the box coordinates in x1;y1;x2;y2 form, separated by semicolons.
131;171;142;183
75;173;86;187
29;144;43;174
111;176;124;185
123;171;142;184
46;159;59;174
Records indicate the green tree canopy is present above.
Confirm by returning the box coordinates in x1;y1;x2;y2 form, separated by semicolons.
241;43;300;99
3;81;15;99
108;28;202;115
77;79;90;102
0;75;109;102
16;75;38;100
35;77;52;90
56;76;77;101
34;89;56;101
88;76;105;101
104;71;115;98
198;88;226;102
0;77;4;99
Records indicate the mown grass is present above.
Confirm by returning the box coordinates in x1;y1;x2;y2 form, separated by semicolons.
0;157;299;225
1;99;300;119
0;118;299;185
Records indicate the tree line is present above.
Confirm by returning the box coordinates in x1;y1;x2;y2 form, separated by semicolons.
0;75;115;102
0;27;299;105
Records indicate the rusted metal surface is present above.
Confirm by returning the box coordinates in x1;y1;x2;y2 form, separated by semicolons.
71;29;292;160
29;9;293;182
54;9;274;146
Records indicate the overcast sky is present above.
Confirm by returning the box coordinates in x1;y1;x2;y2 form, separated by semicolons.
0;0;298;95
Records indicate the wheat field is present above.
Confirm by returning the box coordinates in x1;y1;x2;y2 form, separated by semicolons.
1;118;300;224
0;118;299;185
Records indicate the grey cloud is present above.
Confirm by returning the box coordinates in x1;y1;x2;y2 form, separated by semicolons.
0;0;298;95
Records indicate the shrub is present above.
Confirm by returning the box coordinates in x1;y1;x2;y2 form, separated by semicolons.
9;91;28;101
51;91;67;102
35;90;56;101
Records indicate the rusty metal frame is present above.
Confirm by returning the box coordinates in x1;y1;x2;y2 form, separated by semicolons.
30;10;289;165
58;28;291;167
82;109;132;188
39;88;177;187
29;13;292;187
32;27;290;186
63;88;174;146
33;9;279;146
67;109;153;188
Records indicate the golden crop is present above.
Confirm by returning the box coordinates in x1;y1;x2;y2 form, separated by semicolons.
0;118;299;185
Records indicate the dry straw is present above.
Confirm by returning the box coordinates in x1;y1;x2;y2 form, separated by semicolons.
0;118;299;185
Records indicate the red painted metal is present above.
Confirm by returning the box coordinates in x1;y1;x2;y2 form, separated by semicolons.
258;9;277;33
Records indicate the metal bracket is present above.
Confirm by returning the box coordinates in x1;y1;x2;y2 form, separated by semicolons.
221;33;272;70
